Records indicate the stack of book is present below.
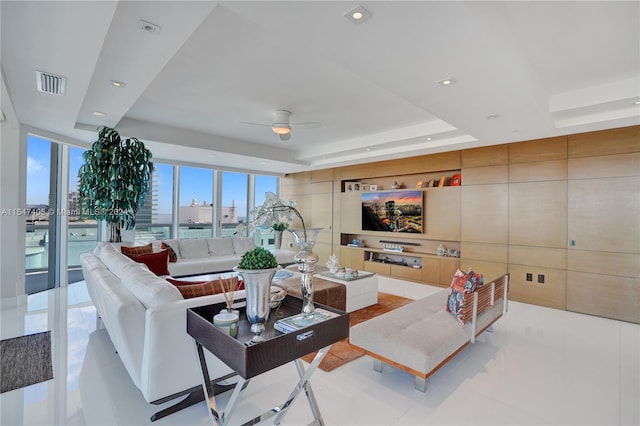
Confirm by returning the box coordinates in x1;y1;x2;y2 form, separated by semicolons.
274;309;340;334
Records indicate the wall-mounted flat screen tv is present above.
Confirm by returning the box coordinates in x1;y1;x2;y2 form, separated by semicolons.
361;190;423;233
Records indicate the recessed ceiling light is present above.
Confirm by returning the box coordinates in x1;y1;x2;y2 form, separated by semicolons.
438;78;457;86
139;19;161;34
92;111;106;117
208;154;216;158
426;137;432;141
485;113;500;120
111;80;126;88
345;5;371;24
366;148;372;152
634;100;640;105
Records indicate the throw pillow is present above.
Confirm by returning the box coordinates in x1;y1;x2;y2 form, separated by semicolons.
166;278;206;286
172;281;226;299
125;250;170;276
446;268;484;323
161;242;178;263
120;243;153;256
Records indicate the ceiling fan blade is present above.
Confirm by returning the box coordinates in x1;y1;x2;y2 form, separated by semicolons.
291;121;321;128
279;133;291;141
240;121;271;127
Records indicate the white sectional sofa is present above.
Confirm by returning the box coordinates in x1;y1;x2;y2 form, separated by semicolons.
79;238;295;421
152;236;296;276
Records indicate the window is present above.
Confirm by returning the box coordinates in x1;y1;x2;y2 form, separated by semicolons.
220;172;248;237
135;163;174;240
178;166;214;238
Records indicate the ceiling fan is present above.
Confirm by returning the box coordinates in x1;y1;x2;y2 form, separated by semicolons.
242;110;321;141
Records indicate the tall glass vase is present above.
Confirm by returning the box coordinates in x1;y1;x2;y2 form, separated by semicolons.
288;227;323;316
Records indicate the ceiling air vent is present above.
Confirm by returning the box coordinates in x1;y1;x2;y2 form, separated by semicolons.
35;70;66;95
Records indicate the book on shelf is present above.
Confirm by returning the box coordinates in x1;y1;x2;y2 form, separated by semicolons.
274;308;340;334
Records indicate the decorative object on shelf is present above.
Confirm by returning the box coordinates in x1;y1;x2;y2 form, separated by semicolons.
437;244;446;256
383;243;404;252
345;181;360;192
326;253;339;274
438;175;447;187
234;246;280;342
78;126;154;242
416;180;424;189
213;311;239;337
426;179;435;187
391;181;401;189
450;173;461;186
249;191;322;317
360;183;370;192
369;184;378;191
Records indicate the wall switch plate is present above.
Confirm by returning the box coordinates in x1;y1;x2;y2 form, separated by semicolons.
526;273;533;282
538;274;545;284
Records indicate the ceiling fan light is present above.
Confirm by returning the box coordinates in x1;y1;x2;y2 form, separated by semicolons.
272;124;291;135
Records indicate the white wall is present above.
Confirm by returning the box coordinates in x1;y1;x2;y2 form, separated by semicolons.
0;120;27;307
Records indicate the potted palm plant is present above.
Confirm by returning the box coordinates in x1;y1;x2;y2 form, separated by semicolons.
78;126;154;242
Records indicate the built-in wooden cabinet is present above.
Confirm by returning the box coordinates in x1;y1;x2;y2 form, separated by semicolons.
286;125;640;323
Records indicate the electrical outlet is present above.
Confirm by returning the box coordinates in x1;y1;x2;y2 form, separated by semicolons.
526;273;533;282
538;274;545;284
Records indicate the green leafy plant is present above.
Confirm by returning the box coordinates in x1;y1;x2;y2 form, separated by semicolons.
237;247;279;270
271;222;288;232
78;126;154;242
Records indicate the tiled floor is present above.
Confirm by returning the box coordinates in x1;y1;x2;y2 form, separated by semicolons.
1;276;638;425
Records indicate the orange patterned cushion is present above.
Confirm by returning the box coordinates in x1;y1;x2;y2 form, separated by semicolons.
125;250;170;276
121;243;153;256
172;281;225;299
161;242;178;263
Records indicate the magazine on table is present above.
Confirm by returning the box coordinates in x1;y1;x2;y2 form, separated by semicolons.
274;308;340;334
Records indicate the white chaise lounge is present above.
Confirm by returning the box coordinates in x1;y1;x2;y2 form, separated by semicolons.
350;273;509;391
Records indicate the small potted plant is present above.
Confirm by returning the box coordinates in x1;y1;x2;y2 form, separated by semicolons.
270;220;289;249
234;247;280;341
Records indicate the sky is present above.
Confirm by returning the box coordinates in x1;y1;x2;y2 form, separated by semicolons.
26;135;277;219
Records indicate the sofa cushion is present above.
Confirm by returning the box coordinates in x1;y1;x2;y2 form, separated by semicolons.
207;238;235;256
161;242;178;263
98;243;137;280
162;239;181;259
170;281;227;299
446;269;484;324
125;250;170;276
121;243;153;256
232;237;256;254
120;264;183;308
166;278;206;286
179;239;210;259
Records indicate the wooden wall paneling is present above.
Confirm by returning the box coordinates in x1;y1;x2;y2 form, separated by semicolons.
568;125;640;158
425;187;460;240
508;245;567;270
461;165;509;185
508;264;566;310
438;258;460;286
567;271;640;323
509;136;567;164
339;193;361;233
509;159;567;183
509;181;567;248
460;260;508;282
340;151;461;180
568;152;640;180
364;260;390;275
567;251;640;278
421;257;440;284
461;242;508;264
311;168;336;183
461;144;509;168
351;249;364;270
340;246;353;268
568;176;640;254
460;184;509;244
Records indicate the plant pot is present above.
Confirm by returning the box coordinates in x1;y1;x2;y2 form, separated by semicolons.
233;266;280;342
274;230;283;249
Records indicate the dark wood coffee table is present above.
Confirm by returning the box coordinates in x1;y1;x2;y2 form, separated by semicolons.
187;295;349;426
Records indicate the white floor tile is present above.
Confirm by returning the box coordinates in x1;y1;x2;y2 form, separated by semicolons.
1;280;638;426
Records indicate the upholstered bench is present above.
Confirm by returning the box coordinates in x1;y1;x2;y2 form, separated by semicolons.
350;273;508;391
